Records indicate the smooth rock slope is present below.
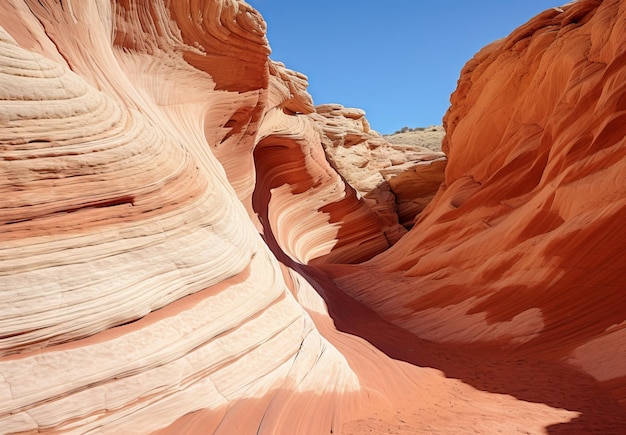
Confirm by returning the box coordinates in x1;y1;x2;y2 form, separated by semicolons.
0;1;360;432
322;0;626;412
0;0;624;433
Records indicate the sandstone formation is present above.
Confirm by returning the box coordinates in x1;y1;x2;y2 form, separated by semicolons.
0;0;624;434
315;105;446;237
322;0;626;413
0;1;361;432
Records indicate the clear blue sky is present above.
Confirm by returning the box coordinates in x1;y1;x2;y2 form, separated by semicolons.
246;1;561;134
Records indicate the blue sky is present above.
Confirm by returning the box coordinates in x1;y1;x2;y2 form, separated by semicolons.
246;1;562;134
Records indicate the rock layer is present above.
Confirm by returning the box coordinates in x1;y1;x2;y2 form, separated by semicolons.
316;105;446;236
323;0;626;409
0;0;624;434
0;1;360;432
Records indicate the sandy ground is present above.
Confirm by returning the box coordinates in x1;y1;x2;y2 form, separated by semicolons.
303;264;626;434
383;126;445;152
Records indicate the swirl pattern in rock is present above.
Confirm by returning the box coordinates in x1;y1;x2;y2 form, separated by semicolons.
323;0;626;411
0;1;358;432
0;0;625;433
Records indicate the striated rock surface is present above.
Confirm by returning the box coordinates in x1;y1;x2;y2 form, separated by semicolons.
315;105;446;238
323;0;626;415
0;1;361;432
253;64;391;264
0;0;624;434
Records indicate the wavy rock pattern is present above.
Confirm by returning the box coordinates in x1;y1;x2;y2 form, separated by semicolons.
0;0;625;434
324;0;626;410
252;62;393;264
0;1;358;432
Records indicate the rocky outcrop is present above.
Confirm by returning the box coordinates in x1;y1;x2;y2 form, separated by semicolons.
0;0;624;433
323;0;626;410
315;104;446;238
254;65;391;265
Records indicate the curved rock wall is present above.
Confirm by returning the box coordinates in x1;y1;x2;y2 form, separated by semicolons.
253;64;391;264
0;0;624;433
0;1;360;432
325;0;626;405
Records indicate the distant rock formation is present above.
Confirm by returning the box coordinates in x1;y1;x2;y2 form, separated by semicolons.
385;125;445;151
0;0;624;433
315;106;446;237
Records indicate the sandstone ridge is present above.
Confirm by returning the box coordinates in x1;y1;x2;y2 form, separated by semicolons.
0;0;624;433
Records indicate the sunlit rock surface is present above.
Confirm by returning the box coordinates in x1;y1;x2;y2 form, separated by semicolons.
322;0;626;414
0;1;359;432
315;104;446;237
0;0;624;433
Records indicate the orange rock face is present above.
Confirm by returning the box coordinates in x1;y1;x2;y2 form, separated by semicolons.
323;0;626;412
0;0;624;433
